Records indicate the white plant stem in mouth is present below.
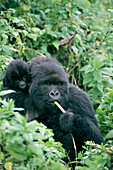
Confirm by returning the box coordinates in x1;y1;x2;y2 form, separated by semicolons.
54;101;66;113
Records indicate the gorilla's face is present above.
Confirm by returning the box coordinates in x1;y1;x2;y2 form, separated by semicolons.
11;74;28;90
29;59;69;115
3;60;30;91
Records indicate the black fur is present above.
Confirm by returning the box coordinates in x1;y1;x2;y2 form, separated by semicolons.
27;56;104;163
3;59;30;91
1;57;104;165
0;59;30;115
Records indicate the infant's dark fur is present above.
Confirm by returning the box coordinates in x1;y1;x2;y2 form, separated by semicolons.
3;59;29;91
1;60;30;115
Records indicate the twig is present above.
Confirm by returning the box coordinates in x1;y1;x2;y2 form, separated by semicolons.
54;101;66;113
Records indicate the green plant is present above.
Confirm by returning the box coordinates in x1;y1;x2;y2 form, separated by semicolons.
0;0;113;169
80;56;113;102
0;56;13;82
0;93;66;170
74;142;113;170
96;88;113;137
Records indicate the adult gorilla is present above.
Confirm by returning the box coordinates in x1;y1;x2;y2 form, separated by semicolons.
27;56;104;163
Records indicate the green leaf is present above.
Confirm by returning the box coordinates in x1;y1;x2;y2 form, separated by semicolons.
23;4;31;11
4;162;13;170
0;90;15;96
27;34;38;41
93;71;102;81
12;31;19;37
6;146;28;160
23;133;33;142
13;107;24;111
92;87;100;98
95;62;105;69
26;120;38;130
102;67;113;76
97;83;103;93
105;130;113;139
71;46;78;55
12;17;21;23
52;40;60;50
83;74;93;85
32;27;44;35
49;162;67;170
28;143;43;155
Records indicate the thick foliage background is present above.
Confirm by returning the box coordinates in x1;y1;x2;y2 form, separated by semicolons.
0;0;113;169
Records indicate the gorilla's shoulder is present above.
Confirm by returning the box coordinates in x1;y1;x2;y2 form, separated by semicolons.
68;84;95;115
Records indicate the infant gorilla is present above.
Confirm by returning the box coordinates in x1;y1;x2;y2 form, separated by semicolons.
1;59;30;115
3;59;29;91
26;56;104;163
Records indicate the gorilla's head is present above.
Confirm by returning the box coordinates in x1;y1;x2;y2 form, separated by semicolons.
3;60;29;91
29;56;69;115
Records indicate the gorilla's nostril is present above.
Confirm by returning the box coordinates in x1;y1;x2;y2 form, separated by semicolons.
51;91;55;96
55;91;60;96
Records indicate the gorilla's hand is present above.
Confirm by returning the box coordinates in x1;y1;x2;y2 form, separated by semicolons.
59;110;74;133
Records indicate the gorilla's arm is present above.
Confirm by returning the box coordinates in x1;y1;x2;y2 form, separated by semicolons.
60;85;104;152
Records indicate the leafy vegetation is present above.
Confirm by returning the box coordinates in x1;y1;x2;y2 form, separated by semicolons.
0;0;113;169
0;92;66;170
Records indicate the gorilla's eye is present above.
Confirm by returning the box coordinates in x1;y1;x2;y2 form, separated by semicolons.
43;81;53;85
47;82;52;85
56;81;64;86
22;77;26;81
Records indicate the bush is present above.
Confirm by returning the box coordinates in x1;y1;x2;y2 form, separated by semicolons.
75;141;113;170
0;0;113;169
0;91;66;170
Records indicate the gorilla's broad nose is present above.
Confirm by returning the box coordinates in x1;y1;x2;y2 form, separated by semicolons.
19;81;26;89
49;90;60;100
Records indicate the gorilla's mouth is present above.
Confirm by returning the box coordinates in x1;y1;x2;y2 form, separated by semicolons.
46;101;56;105
46;100;60;105
45;100;65;114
